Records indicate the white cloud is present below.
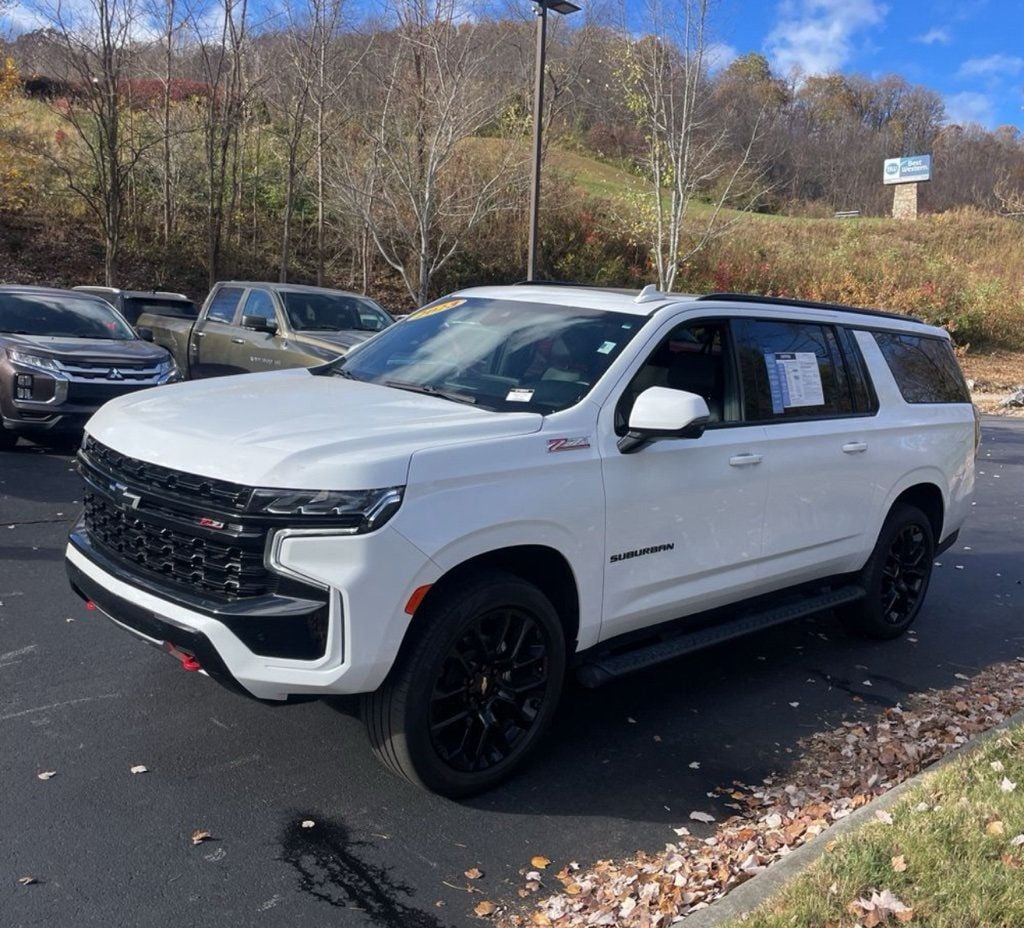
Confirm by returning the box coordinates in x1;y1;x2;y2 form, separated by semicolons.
705;42;739;73
914;27;950;45
945;91;996;127
957;53;1024;79
765;0;888;76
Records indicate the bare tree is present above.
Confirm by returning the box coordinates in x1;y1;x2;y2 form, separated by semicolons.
618;0;766;292
336;0;526;305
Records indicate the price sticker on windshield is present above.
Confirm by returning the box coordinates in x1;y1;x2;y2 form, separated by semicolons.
410;299;466;320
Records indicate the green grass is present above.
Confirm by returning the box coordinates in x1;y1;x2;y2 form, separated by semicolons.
725;728;1024;928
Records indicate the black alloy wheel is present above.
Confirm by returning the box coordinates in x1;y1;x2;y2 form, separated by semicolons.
363;569;566;797
839;502;935;640
429;607;550;773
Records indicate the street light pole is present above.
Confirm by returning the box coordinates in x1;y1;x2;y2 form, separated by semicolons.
526;0;580;282
527;2;548;282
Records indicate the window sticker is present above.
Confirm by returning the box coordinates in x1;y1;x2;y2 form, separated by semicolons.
764;351;825;411
409;298;465;320
506;388;535;403
597;340;617;355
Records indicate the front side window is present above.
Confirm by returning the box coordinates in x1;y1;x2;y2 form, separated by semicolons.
242;289;277;322
334;297;645;413
616;321;737;433
0;293;136;340
282;292;392;333
734;319;852;421
873;332;970;404
206;287;244;324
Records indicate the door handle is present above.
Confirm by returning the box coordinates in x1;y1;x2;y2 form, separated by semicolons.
231;338;245;344
194;331;205;338
842;441;868;454
729;453;763;467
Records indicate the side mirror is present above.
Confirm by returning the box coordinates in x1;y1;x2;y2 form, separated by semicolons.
136;326;154;342
618;387;710;454
242;314;278;335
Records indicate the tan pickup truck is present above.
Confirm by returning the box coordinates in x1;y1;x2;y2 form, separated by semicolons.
139;281;393;379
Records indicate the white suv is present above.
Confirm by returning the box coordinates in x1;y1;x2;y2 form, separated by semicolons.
65;284;978;795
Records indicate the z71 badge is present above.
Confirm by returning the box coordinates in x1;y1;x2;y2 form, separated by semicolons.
547;437;591;453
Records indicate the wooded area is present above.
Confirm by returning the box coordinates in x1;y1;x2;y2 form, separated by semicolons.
1;0;1022;311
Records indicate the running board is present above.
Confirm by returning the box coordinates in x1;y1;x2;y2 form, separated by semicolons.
576;585;865;688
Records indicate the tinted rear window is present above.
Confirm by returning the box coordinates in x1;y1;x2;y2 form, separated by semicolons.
124;297;196;321
873;332;970;404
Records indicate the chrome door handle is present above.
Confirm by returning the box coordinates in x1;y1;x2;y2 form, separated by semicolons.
842;441;868;454
231;338;245;344
194;331;205;338
729;453;763;467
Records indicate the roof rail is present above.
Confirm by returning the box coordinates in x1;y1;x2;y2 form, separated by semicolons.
696;292;924;324
513;279;642;296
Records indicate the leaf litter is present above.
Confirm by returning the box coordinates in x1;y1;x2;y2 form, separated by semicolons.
506;658;1024;927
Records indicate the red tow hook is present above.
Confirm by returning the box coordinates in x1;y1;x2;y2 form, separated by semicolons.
163;642;202;672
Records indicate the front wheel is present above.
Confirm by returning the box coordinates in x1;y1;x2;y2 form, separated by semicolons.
0;426;17;451
363;569;566;797
839;503;935;639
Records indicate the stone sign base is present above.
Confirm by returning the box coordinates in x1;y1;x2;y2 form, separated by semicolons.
892;183;918;220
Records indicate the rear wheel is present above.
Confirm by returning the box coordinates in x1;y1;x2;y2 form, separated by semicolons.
363;569;566;797
840;503;935;639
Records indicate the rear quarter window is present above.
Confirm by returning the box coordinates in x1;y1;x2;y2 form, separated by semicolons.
873;332;970;404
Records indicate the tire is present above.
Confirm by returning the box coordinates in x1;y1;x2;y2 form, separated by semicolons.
0;426;17;451
362;569;567;797
839;503;935;640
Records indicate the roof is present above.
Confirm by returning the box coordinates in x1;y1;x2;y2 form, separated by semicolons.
219;281;374;299
0;284;110;299
454;283;938;332
73;286;191;301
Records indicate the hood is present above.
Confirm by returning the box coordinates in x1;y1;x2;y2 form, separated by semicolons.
85;368;543;489
292;330;374;353
1;334;168;364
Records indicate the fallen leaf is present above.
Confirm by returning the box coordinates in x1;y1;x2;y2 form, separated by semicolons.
1010;834;1024;847
301;820;315;829
891;854;908;872
688;761;701;769
464;868;483;880
987;820;1006;837
530;856;551;869
191;829;213;845
1001;778;1017;793
764;813;783;829
672;826;690;837
992;760;1006;772
689;811;715;824
130;765;148;774
474;900;496;918
37;771;56;781
789;702;800;708
17;876;37;886
876;810;894;825
1001;853;1023;870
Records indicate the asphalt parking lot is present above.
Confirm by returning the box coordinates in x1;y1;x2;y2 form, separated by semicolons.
3;417;1023;928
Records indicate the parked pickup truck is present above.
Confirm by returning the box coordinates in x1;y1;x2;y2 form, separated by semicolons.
140;281;393;379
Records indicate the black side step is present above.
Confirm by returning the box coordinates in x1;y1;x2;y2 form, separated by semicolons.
576;585;864;688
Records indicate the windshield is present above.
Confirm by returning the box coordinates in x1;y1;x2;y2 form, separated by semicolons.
0;293;137;340
281;291;392;333
334;297;645;413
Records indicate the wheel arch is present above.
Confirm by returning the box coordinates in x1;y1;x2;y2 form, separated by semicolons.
889;481;945;541
414;545;581;656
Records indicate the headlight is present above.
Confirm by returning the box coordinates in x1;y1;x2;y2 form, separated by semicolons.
157;357;181;382
7;350;62;373
249;486;404;532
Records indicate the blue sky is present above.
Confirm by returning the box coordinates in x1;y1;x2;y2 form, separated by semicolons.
676;0;1024;129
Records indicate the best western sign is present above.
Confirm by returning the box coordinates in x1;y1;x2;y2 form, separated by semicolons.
883;155;932;185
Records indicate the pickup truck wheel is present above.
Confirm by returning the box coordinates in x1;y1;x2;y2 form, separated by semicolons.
840;503;935;640
362;570;566;797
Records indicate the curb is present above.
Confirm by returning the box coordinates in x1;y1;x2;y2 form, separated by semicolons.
682;705;1024;927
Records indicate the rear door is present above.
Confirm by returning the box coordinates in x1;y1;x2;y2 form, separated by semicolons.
191;286;245;378
734;317;879;587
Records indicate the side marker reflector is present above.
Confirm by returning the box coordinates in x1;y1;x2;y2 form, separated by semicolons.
85;601;97;611
405;584;432;616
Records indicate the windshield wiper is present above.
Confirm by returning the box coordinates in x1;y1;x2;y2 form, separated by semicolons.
384;380;477;406
333;367;362;381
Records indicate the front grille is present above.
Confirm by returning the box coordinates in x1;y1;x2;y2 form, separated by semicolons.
68;382;152;405
58;359;164;381
83;435;252;512
83;491;270;598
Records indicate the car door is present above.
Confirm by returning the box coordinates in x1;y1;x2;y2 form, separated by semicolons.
235;288;294;372
191;285;246;378
732;317;876;587
599;317;772;641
